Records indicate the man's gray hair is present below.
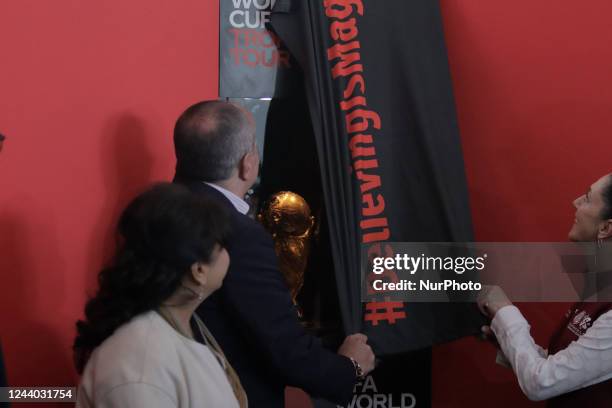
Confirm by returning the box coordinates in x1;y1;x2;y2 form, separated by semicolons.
174;101;255;182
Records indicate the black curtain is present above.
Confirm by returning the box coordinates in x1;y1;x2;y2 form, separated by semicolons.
269;0;483;354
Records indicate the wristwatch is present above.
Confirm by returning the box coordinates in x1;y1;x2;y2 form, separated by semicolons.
349;357;365;380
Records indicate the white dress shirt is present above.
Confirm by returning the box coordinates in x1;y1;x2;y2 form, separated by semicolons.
204;183;249;215
491;305;612;401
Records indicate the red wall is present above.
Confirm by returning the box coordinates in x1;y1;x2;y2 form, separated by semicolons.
0;0;219;405
0;1;611;407
435;1;612;407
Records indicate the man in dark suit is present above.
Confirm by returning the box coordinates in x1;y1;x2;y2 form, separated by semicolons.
173;101;374;407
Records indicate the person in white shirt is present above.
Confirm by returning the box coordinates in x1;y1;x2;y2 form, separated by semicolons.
478;173;612;407
74;183;247;408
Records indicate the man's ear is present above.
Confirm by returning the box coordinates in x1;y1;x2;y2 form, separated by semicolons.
598;219;612;240
238;151;256;181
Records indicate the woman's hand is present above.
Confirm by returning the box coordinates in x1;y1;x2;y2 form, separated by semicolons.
477;285;512;319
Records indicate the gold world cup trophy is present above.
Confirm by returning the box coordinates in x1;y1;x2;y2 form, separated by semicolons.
258;192;316;311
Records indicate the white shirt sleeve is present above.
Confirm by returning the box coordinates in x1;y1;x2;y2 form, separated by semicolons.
491;305;612;401
96;383;178;408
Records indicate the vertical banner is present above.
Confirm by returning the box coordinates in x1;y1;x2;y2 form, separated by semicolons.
219;0;292;98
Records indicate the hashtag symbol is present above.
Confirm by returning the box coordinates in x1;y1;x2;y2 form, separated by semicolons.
364;300;407;326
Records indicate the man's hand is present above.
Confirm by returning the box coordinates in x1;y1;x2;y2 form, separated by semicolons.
337;333;375;375
477;285;512;319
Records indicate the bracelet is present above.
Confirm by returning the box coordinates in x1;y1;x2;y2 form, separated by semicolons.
349;357;365;380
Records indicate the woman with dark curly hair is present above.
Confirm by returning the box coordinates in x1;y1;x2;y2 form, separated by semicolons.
74;183;247;408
